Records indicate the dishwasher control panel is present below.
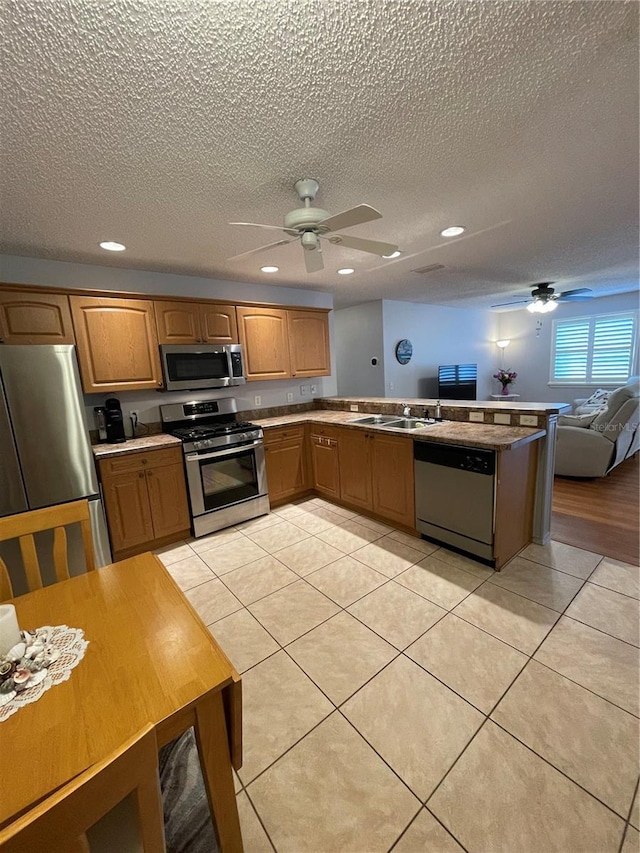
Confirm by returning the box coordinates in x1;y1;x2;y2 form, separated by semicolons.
414;441;495;476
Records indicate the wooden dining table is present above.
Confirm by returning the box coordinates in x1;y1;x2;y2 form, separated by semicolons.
0;552;244;852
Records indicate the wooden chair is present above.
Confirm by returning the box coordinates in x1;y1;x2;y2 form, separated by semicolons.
0;724;166;853
0;499;96;600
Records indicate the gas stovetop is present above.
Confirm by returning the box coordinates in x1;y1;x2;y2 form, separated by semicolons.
168;420;256;442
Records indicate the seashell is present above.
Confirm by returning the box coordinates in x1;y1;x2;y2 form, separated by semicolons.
44;650;60;665
0;690;16;706
24;659;42;673
0;678;16;693
25;643;44;660
0;661;13;678
34;652;45;665
12;667;30;686
6;643;25;662
27;669;47;687
21;630;33;645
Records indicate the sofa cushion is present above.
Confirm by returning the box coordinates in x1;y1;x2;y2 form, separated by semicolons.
558;412;599;428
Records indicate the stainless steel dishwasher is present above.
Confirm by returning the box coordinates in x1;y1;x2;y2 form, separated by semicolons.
414;441;496;561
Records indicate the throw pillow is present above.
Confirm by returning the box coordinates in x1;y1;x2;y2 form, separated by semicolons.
582;388;612;408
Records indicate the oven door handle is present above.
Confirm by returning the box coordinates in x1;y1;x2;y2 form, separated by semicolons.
185;440;264;463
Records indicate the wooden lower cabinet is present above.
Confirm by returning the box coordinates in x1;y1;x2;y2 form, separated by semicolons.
310;428;340;499
370;433;415;527
264;425;308;504
338;429;372;509
99;446;190;559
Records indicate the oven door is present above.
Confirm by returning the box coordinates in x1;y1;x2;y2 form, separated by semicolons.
185;441;267;518
160;344;246;391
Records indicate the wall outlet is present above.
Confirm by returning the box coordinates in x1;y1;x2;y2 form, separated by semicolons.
287;392;294;403
520;414;538;427
310;384;317;395
300;385;308;395
468;411;484;423
388;382;394;391
254;395;262;406
350;404;359;412
493;413;511;425
130;410;139;423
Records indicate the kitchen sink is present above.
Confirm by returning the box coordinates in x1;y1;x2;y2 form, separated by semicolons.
385;418;435;431
349;415;403;425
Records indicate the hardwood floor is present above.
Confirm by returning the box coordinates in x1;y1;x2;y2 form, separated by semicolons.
552;454;639;565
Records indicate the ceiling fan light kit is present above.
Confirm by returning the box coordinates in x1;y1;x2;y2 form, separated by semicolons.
228;179;398;273
491;282;593;311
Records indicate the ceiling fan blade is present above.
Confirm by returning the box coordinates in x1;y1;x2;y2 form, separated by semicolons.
304;248;324;273
227;239;295;262
490;299;530;307
325;233;398;257
559;288;594;300
229;221;297;235
318;204;382;233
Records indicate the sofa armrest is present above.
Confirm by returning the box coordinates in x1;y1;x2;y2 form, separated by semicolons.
555;426;615;477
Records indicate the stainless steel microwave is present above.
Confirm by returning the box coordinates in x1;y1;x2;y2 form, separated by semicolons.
160;344;246;391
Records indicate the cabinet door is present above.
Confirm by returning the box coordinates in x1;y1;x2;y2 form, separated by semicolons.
371;434;415;527
287;310;331;378
236;306;291;381
0;291;75;344
338;428;372;509
70;296;163;393
146;462;191;539
265;437;307;503
200;303;238;344
310;436;340;498
101;469;154;553
154;300;201;344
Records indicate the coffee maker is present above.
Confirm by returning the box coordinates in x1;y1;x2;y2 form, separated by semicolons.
103;397;126;443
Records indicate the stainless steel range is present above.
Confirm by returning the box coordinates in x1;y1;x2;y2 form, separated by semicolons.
161;398;269;537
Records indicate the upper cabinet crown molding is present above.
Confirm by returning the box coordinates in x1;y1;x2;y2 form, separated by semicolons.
0;290;75;344
154;300;238;345
69;296;164;393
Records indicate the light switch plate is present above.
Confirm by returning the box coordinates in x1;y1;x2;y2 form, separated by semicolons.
520;414;538;426
494;413;511;425
468;411;484;422
254;395;262;406
287;392;294;403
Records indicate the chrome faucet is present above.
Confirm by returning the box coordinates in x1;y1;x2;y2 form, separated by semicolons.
402;404;411;417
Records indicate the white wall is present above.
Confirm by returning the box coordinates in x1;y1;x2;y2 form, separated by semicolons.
381;300;499;400
496;291;640;404
334;302;385;396
0;254;337;433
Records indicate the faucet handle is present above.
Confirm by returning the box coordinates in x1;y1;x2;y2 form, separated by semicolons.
402;403;411;417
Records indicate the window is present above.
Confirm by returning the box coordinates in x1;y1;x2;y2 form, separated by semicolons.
550;312;638;385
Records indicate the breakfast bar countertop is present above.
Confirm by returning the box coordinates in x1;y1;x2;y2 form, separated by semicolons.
253;410;546;451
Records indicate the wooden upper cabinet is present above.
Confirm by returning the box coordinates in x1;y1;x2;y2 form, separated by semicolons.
69;296;164;393
0;291;75;344
287;310;331;378
154;300;238;345
236;306;291;381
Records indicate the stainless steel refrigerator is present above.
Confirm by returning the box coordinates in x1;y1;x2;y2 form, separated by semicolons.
0;345;111;594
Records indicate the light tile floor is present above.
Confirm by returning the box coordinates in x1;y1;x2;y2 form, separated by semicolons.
155;496;640;853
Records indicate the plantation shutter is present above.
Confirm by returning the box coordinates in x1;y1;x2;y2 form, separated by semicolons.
551;313;637;384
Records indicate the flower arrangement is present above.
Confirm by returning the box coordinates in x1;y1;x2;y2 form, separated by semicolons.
493;368;517;395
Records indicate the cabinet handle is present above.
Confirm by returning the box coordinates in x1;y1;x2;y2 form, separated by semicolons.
147;471;153;477
138;472;144;479
158;380;163;386
141;459;147;465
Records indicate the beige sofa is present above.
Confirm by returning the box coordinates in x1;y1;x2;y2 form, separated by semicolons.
554;377;640;477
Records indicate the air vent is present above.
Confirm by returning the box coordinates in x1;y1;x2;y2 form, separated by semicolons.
412;263;445;275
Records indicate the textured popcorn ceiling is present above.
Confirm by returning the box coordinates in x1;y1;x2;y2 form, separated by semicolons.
1;0;638;309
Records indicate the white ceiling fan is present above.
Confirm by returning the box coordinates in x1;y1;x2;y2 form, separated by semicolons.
491;282;593;312
228;179;398;273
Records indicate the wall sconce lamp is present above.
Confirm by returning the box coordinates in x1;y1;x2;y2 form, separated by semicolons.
496;339;510;366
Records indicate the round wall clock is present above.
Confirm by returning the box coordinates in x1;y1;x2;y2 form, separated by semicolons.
395;339;413;365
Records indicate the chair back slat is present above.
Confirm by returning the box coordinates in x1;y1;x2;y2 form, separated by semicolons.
52;526;70;583
0;500;97;596
0;724;166;853
18;534;43;592
0;557;13;601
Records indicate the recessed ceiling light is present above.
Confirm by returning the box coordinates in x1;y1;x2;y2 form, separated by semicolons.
440;226;465;238
99;241;126;252
382;250;401;259
337;268;355;275
260;265;279;273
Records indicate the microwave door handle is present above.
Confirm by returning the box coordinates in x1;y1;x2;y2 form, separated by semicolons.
185;440;263;463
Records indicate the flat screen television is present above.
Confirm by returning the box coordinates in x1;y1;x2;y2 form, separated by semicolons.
438;363;477;400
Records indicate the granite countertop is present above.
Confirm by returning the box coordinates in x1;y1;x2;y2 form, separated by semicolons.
253;411;545;451
92;433;182;459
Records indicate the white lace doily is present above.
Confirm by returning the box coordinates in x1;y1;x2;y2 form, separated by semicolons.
0;625;88;722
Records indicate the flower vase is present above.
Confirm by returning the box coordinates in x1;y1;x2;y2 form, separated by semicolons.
500;384;511;396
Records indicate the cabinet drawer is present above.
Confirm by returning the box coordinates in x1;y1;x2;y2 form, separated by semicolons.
99;446;183;476
310;425;338;439
264;425;305;444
